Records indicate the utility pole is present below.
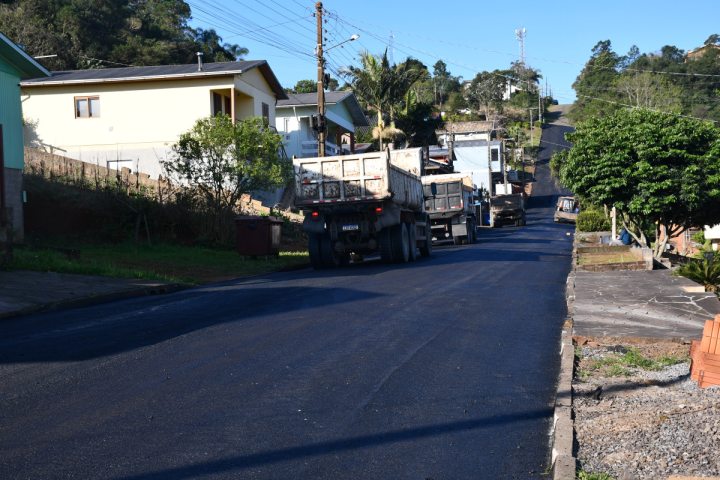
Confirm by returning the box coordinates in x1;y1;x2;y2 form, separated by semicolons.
529;108;533;147
315;1;326;157
538;78;543;124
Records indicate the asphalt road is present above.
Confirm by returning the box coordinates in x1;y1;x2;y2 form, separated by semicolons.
0;125;574;480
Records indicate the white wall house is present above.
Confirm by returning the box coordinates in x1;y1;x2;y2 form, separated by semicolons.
275;91;368;159
705;224;720;251
20;60;287;179
452;140;504;197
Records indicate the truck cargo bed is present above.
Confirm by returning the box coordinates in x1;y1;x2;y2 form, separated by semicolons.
293;149;423;210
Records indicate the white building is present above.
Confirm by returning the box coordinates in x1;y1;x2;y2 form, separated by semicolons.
451;140;505;197
275;91;368;158
21;60;287;178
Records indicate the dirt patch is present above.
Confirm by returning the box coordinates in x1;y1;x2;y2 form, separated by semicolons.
573;337;720;479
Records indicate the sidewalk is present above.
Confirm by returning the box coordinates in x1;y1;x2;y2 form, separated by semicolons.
0;270;184;319
573;269;720;340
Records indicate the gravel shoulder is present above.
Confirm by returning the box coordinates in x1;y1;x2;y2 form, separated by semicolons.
573;337;720;479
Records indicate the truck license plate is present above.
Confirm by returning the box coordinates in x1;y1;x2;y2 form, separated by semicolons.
342;224;359;231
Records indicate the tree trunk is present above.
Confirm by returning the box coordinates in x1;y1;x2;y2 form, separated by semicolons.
621;215;648;249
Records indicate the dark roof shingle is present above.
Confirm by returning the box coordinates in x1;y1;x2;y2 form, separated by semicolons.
277;90;368;127
21;60;287;99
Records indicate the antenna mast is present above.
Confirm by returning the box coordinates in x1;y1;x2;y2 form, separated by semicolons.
515;27;526;66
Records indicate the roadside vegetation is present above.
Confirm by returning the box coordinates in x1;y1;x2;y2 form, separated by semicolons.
675;254;720;293
577;470;614;480
552;108;720;259
4;116;307;283
576;347;686;379
9;242;307;284
571;35;720;124
575;208;610;233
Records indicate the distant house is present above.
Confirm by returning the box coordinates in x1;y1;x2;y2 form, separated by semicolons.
686;44;720;61
275;91;369;158
0;32;50;242
436;120;497;147
20;60;287;179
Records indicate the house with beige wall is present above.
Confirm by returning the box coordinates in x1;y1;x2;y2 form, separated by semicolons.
20;60;287;179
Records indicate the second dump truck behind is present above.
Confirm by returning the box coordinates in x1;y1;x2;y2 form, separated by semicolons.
422;173;477;245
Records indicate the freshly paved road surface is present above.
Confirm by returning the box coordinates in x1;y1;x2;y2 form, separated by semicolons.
0;126;574;480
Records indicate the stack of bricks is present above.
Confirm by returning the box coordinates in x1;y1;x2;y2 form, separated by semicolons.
690;314;720;388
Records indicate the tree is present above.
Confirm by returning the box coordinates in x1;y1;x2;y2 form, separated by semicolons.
467;71;506;119
395;102;441;147
559;108;720;258
163;116;291;242
705;33;720;46
570;40;622;122
0;0;246;70
615;72;683;111
288;79;316;94
344;50;425;148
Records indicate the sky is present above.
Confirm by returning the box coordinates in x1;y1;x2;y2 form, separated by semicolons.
187;0;720;104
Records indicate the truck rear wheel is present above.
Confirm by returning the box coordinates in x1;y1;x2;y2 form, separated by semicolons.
320;235;348;267
308;234;324;269
419;221;432;257
379;228;393;263
391;223;410;263
381;224;410;263
407;222;417;261
466;220;475;244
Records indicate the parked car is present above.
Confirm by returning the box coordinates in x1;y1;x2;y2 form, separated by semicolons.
554;196;579;223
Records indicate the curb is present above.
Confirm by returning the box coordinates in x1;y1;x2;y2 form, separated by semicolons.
552;270;577;479
0;283;188;321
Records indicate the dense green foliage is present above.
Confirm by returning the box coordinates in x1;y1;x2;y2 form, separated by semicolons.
163;116;291;242
0;0;245;70
576;209;610;232
676;255;720;292
466;71;506;118
286;78;338;94
344;50;427;147
571;37;720;123
558;108;720;256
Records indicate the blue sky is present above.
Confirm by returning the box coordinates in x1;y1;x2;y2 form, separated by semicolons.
188;0;720;103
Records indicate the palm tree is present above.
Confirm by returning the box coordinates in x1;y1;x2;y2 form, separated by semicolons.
345;50;425;148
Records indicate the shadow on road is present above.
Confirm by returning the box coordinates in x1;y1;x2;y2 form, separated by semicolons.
0;286;385;364
114;407;554;480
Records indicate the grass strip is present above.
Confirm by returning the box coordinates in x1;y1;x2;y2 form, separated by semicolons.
8;242;309;284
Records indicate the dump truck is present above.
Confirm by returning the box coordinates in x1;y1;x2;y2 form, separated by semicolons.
293;148;433;268
489;193;526;227
422;173;477;245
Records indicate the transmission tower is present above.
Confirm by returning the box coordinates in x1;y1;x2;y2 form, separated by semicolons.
388;31;395;65
515;27;526;66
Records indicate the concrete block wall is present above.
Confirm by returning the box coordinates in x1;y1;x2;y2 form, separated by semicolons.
1;167;23;242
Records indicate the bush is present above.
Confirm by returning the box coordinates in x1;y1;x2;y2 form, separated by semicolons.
676;255;720;292
576;209;610;232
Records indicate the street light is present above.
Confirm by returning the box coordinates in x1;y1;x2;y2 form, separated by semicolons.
316;2;359;156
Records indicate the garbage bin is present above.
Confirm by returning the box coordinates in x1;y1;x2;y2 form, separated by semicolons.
235;215;283;256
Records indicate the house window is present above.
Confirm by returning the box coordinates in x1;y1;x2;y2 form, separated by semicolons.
75;96;100;118
262;102;270;125
212;92;232;117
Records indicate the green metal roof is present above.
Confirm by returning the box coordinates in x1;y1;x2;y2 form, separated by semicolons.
0;32;50;79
